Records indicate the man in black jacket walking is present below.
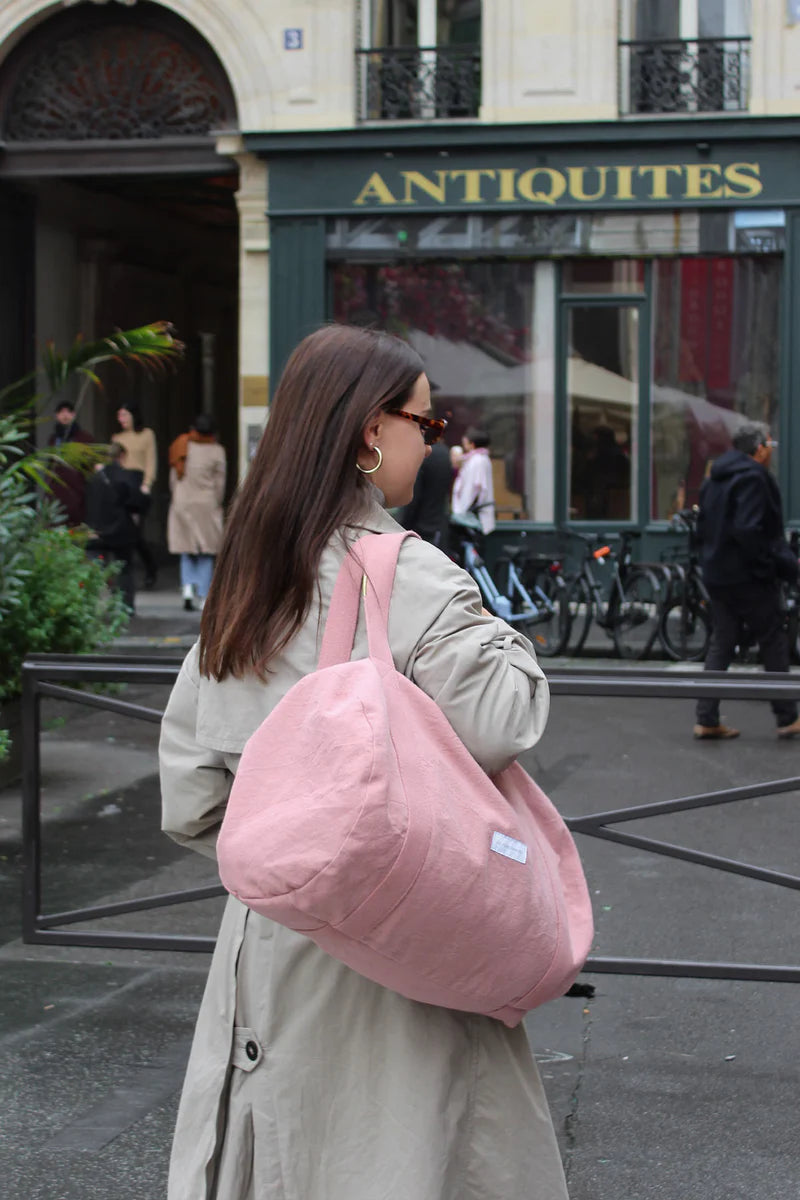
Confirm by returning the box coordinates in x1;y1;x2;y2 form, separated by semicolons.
694;422;800;739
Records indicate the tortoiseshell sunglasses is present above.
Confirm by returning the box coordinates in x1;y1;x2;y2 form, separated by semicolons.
391;409;448;446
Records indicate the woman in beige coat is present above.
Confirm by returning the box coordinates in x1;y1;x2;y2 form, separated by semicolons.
167;413;226;610
160;326;569;1200
113;402;159;588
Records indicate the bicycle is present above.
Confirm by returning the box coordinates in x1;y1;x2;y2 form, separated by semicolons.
563;530;664;659
448;513;569;656
659;508;712;662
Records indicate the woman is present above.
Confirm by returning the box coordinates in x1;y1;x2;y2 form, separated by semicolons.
112;402;158;587
451;426;496;534
167;414;227;610
159;325;566;1200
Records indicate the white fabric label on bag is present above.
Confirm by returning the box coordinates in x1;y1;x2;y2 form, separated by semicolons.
491;832;528;864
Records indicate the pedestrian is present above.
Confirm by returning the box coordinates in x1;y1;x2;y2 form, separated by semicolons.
693;421;800;739
112;402;158;588
84;442;147;611
451;426;496;533
166;413;226;611
46;400;95;526
159;324;565;1200
396;438;452;547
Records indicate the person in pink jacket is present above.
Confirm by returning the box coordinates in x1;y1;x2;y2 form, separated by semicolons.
451;427;496;534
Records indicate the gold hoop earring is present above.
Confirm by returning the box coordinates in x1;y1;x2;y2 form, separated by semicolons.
356;445;382;475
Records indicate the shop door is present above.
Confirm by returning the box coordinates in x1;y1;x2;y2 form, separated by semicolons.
559;298;648;526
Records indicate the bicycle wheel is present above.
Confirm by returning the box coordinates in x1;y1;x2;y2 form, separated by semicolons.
519;571;570;657
660;592;712;662
611;568;663;660
564;575;593;655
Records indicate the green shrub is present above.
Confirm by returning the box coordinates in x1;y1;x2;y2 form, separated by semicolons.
0;525;129;705
0;321;183;759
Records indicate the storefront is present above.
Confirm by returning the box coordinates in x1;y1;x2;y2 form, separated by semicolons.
246;117;800;546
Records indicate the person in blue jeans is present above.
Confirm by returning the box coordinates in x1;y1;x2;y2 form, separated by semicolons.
167;414;227;611
693;421;800;740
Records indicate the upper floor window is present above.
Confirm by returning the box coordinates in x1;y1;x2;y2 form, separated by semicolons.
619;0;751;115
357;1;481;121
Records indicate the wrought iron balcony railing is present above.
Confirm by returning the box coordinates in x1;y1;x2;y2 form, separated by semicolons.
356;45;481;121
619;37;750;115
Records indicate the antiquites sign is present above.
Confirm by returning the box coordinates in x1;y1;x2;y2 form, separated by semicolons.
261;140;798;216
353;162;764;208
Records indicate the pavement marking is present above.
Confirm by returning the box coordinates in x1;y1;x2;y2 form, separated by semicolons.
0;967;163;1052
43;1040;192;1153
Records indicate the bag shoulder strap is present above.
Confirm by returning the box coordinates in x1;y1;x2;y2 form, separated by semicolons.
318;530;416;670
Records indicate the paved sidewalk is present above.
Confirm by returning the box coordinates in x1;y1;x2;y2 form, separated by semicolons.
1;573;799;1199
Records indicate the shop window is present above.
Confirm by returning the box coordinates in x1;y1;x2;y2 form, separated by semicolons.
561;259;645;295
650;255;780;520
328;213;581;256
567;305;639;521
331;259;549;520
619;0;751;115
357;1;481;120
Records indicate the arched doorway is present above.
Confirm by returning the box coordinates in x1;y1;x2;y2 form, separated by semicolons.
0;0;240;551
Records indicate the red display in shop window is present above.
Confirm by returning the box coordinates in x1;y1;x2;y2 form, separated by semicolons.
334;263;528;364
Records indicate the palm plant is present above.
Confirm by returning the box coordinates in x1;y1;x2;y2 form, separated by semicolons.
0;321;184;767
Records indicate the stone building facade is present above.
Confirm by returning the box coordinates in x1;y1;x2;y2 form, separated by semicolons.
1;1;800;538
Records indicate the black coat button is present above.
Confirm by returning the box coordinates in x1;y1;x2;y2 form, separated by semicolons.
245;1040;259;1062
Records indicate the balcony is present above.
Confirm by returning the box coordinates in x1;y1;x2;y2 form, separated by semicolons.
356;45;481;122
619;37;751;115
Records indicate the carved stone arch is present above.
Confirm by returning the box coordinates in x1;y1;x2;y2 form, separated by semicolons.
0;0;238;147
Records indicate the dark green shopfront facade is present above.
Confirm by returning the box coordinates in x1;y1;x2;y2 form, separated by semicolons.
246;117;800;554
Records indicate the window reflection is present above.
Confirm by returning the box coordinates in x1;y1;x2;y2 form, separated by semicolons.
650;255;781;519
567;306;638;521
332;259;538;518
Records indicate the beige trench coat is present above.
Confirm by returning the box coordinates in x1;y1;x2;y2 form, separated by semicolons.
160;498;568;1200
167;440;227;556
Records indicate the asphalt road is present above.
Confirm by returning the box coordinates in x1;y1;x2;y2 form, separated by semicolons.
0;604;798;1199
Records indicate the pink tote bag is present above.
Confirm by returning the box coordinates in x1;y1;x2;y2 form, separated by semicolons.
217;532;593;1026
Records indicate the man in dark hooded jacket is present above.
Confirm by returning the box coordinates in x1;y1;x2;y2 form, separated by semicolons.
85;443;147;611
47;400;95;526
694;421;800;739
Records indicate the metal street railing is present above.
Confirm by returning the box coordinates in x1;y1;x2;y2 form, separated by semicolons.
19;655;800;982
21;654;221;954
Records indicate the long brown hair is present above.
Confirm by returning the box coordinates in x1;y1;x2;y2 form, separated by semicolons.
199;324;424;680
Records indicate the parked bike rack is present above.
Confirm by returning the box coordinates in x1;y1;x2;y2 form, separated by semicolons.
19;656;800;982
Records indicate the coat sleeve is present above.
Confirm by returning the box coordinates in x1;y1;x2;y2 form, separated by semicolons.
388;540;550;777
730;474;786;581
143;429;157;489
159;648;232;858
213;448;227;506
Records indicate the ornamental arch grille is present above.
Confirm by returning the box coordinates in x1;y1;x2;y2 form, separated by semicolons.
0;3;238;143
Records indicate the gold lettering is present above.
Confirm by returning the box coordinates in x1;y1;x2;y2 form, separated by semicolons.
637;164;684;200
723;162;763;199
517;168;567;207
497;168;517;202
567;166;609;202
613;165;635;201
448;169;497;203
684;163;724;200
401;170;448;204
353;172;398;206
